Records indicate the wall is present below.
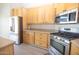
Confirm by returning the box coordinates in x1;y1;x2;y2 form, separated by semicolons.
0;3;28;39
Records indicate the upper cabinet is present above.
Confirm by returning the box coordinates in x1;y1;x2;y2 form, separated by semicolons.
27;8;33;24
27;4;56;24
37;7;45;24
54;3;79;15
64;3;79;10
32;8;38;24
22;8;28;30
44;5;56;24
27;8;39;24
54;3;65;15
11;8;23;16
11;3;79;24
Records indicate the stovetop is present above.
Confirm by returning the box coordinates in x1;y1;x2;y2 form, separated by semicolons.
51;31;79;40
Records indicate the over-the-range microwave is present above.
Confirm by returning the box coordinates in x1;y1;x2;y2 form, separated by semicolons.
56;8;79;24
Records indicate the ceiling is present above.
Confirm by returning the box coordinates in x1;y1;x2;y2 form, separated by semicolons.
0;0;78;8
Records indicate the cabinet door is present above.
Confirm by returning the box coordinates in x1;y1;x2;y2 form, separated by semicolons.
17;8;23;16
70;43;79;55
23;31;34;45
32;8;38;24
65;3;79;10
26;8;32;24
23;31;29;44
11;8;17;16
11;8;23;16
10;9;14;16
54;3;65;15
35;32;40;46
29;32;35;45
22;8;27;30
35;32;49;49
27;9;31;24
40;33;48;48
44;5;56;23
37;7;45;23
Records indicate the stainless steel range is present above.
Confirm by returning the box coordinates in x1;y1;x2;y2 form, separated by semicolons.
49;28;79;55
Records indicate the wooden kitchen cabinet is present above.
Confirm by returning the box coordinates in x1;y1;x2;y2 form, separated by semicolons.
35;32;49;49
31;8;38;24
0;44;14;55
37;4;56;24
23;31;29;44
64;3;79;10
70;39;79;55
54;3;79;15
54;3;65;15
37;7;45;24
44;4;56;23
26;8;36;24
27;8;38;24
26;4;56;24
27;8;32;24
22;8;28;30
11;8;23;16
23;31;35;45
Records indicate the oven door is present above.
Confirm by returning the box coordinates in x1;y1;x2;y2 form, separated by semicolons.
49;39;69;55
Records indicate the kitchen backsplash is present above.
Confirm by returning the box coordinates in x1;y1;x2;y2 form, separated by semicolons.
29;24;79;30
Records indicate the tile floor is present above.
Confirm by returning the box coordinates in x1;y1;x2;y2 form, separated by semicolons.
14;43;48;55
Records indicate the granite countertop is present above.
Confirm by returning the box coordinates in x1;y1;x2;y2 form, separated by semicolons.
0;37;14;49
71;39;79;47
24;29;58;33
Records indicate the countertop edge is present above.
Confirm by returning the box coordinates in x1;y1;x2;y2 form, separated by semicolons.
0;37;14;49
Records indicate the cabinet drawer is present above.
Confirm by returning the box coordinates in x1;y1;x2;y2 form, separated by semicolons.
39;42;48;48
40;38;47;43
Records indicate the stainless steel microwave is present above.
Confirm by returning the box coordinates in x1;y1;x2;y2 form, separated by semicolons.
56;8;79;24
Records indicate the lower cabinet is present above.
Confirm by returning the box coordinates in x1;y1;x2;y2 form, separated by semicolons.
23;31;35;45
23;31;49;49
35;32;49;49
70;41;79;55
0;44;14;55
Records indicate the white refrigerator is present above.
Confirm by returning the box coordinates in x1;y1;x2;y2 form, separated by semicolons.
9;16;23;44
